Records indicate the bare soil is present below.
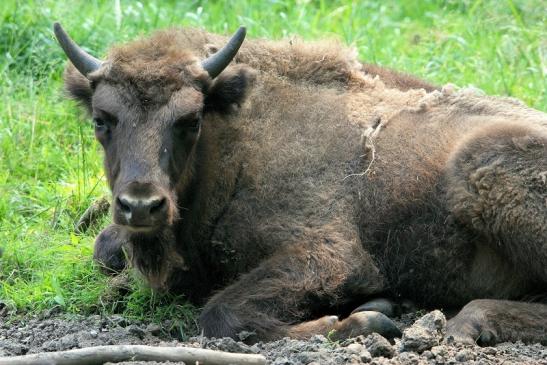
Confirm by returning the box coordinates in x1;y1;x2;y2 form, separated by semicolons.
0;310;545;364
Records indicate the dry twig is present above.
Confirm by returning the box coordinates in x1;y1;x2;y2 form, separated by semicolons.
75;197;110;234
0;344;267;365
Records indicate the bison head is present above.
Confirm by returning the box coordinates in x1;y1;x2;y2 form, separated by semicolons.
54;23;254;289
54;23;251;234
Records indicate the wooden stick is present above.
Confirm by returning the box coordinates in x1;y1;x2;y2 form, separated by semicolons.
0;345;267;365
74;197;110;234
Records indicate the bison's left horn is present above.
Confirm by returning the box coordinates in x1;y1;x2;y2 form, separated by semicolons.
201;26;246;79
53;22;102;77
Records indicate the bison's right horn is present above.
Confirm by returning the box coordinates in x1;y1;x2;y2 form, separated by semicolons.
53;22;102;77
201;26;246;79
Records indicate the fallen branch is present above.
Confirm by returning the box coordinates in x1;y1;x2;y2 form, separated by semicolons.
0;345;267;365
75;197;110;234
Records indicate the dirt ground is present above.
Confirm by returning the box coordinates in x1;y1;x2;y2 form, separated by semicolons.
0;309;545;364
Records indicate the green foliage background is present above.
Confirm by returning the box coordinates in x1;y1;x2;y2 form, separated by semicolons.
0;0;545;330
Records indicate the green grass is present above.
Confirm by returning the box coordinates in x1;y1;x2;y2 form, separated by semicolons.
0;0;545;329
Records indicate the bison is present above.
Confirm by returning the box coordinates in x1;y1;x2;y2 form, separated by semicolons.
53;23;547;345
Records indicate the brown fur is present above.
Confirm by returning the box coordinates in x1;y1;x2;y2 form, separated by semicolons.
361;63;438;92
62;28;547;343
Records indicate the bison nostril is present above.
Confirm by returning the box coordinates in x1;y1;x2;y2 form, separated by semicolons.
149;198;166;215
117;197;131;213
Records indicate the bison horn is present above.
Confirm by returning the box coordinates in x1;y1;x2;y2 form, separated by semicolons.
53;22;102;77
201;26;246;78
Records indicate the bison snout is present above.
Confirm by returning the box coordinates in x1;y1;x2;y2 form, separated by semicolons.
115;193;169;230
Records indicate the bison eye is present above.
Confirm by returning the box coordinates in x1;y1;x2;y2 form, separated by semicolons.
94;117;108;133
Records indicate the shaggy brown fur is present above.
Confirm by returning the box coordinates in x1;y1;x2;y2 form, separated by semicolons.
62;28;547;344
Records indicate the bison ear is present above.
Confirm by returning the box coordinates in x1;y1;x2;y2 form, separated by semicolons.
64;64;93;113
204;65;255;114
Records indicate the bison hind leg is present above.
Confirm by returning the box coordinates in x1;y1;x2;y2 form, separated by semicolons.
447;299;547;345
446;121;547;281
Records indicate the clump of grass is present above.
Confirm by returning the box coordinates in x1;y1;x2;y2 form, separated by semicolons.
0;0;545;323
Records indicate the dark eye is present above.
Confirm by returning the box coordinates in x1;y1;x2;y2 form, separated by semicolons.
93;117;108;132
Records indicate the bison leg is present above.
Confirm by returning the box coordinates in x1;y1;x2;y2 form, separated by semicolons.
447;299;547;345
289;311;401;341
93;224;127;274
200;239;388;341
447;122;547;281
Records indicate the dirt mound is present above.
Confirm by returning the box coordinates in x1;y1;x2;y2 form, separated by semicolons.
0;310;545;364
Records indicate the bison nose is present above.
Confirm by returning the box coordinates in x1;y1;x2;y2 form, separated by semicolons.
115;194;168;228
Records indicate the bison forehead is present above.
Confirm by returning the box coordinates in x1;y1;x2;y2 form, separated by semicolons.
95;32;211;105
92;81;204;126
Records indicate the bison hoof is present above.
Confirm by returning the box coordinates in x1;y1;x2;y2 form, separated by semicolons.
446;300;498;346
446;323;496;346
93;225;127;275
334;311;402;341
352;298;397;317
352;298;416;318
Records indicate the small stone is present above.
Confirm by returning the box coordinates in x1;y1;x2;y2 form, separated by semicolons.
482;347;497;355
58;334;79;350
89;330;98;338
249;344;261;354
205;337;253;354
272;356;292;365
347;354;361;364
346;343;365;354
309;334;327;344
359;350;372;363
363;333;395;358
237;330;257;342
295;351;320;364
422;350;434;359
455;349;475;362
431;345;447;357
146;323;162;335
401;310;446;353
127;324;145;339
397;351;420;364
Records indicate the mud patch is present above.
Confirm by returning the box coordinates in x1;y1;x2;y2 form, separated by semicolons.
0;311;545;364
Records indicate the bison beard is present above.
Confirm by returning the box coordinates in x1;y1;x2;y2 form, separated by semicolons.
55;24;547;345
125;230;185;291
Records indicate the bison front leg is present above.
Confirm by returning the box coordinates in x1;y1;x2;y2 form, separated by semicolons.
447;299;547;345
200;240;398;341
93;224;127;274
